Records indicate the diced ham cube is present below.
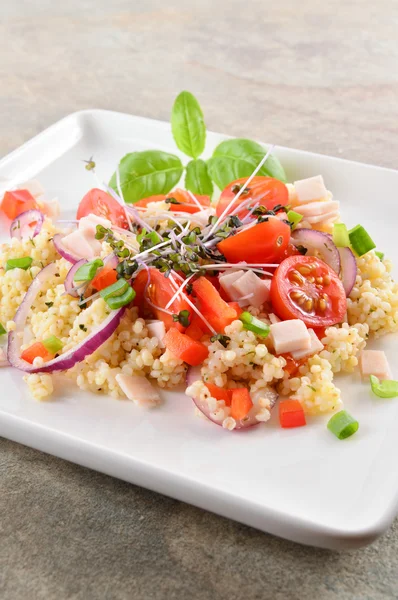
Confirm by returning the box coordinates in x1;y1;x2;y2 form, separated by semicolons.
291;329;324;360
295;200;340;218
305;210;339;224
146;320;166;347
268;313;281;324
20;179;45;199
115;374;161;407
231;270;271;308
294;175;328;204
219;270;245;301
62;229;98;259
359;350;391;380
270;319;311;354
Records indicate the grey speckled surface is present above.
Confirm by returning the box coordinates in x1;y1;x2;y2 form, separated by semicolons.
1;1;398;598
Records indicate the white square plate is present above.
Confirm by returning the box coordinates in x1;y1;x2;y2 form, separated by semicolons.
1;110;398;550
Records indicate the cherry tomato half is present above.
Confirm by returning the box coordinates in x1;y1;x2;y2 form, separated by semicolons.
270;255;347;327
217;218;291;264
76;188;128;229
134;189;210;214
216;176;289;219
1;190;39;220
133;268;190;332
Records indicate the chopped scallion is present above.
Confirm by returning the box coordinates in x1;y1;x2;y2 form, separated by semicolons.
6;257;33;271
348;225;376;256
100;278;129;300
369;375;398;399
0;323;6;335
105;286;135;309
240;312;270;338
74;259;104;282
375;251;384;261
327;410;359;440
42;335;63;354
286;210;303;230
332;223;350;247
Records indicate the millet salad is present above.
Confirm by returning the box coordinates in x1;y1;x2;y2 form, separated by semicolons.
1;92;397;439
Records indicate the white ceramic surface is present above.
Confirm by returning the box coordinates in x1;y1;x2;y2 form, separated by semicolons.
0;110;397;550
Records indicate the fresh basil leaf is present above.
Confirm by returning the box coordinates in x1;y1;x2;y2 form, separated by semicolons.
171;91;206;159
207;138;286;190
109;150;183;203
185;159;214;197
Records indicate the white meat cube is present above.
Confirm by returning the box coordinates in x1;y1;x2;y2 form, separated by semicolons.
305;210;339;224
231;270;271;308
146;320;166;348
219;270;245;301
359;350;391;380
116;374;161;407
62;229;98;259
270;320;311;354
291;329;324;360
295;200;340;218
294;175;328;204
20;179;45;199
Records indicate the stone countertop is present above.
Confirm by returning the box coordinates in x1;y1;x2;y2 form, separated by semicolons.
1;1;398;598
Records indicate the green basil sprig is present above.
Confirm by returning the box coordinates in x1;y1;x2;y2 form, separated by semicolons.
109;91;286;203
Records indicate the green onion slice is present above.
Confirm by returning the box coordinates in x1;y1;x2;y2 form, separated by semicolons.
74;259;104;282
348;225;376;256
327;410;359;440
0;323;6;335
332;223;350;247
370;375;398;399
375;251;384;261
105;286;135;309
6;257;33;271
287;210;303;230
42;335;63;354
240;312;270;338
100;278;129;300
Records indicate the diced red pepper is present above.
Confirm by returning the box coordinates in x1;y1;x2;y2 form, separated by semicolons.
21;342;53;364
1;190;39;220
91;267;118;291
230;388;253;420
279;399;306;428
192;277;238;333
205;383;232;406
163;327;208;366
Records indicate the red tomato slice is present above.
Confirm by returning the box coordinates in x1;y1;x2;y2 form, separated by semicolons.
216;176;288;219
133;268;191;332
270;255;347;327
134;189;210;214
1;190;39;220
76;188;128;229
217;219;291;264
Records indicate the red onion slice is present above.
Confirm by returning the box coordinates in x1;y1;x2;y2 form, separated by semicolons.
64;259;87;297
7;262;126;373
186;367;277;430
292;228;341;274
338;247;357;296
103;253;118;269
10;210;44;241
53;233;83;264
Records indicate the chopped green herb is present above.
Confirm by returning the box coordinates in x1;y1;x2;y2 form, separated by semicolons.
45;302;54;308
210;334;231;348
370;375;398;399
74;259;104;282
6;257;33;271
240;312;270;338
165;197;181;205
296;245;308;256
79;324;87;332
0;323;6;335
172;309;191;328
349;225;376;256
327;410;359;440
42;335;63;354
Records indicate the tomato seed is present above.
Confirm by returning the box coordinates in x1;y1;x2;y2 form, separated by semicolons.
298;266;311;276
319;299;327;311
